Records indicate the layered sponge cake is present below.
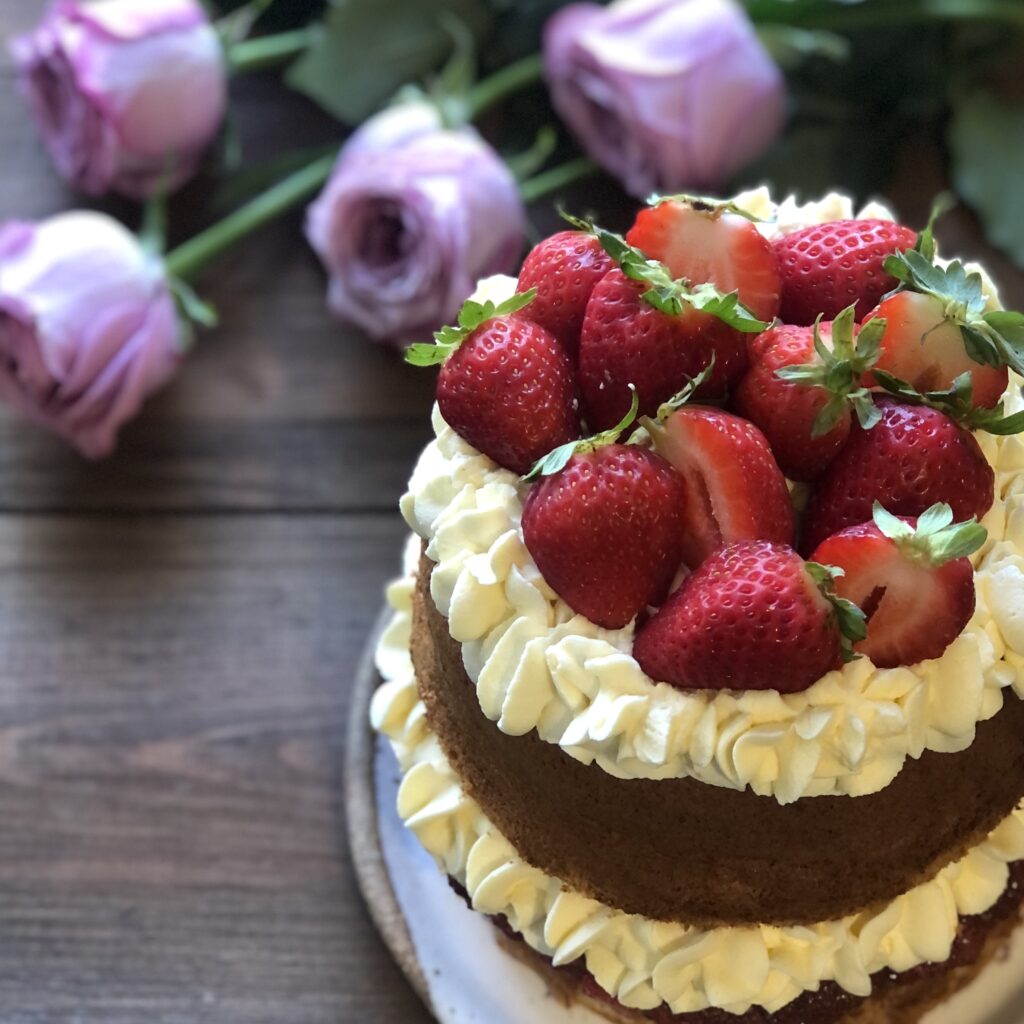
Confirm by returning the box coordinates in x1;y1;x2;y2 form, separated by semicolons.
372;189;1024;1022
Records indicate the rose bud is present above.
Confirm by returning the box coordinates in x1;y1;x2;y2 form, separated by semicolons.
0;211;185;458
543;0;785;197
305;104;526;344
12;0;227;199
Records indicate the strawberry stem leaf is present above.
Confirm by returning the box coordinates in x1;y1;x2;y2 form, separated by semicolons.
405;289;536;366
871;368;1024;434
872;501;987;564
912;192;955;264
523;386;638;481
560;211;768;333
649;358;717;424
805;560;867;662
645;192;770;223
774;306;885;435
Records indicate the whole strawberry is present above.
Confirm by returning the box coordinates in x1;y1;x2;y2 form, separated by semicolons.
566;211;769;430
521;396;686;629
774;219;917;325
407;291;579;475
515;231;614;357
801;398;995;554
733;306;886;481
810;503;985;668
579;269;747;429
633;541;864;693
643;400;794;568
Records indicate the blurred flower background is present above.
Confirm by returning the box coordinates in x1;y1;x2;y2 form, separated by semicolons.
3;0;1024;454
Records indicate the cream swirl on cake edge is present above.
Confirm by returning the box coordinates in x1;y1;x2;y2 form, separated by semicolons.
372;559;1024;1016
399;188;1024;805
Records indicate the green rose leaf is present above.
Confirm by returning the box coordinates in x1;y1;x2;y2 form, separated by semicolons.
286;0;492;124
950;90;1024;271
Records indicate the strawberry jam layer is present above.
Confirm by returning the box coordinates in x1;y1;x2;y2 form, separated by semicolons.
466;860;1024;1023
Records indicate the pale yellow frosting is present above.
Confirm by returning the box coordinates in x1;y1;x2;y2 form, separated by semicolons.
398;190;1024;804
372;561;1024;1016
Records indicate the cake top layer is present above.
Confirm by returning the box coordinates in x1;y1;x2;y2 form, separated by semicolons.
401;188;1024;803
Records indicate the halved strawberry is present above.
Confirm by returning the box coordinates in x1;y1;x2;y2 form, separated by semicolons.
626;197;781;321
866;290;1008;409
643;404;794;569
809;503;985;668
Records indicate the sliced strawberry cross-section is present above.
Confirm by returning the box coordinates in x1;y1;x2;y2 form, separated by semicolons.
626;195;781;322
810;502;986;668
643;402;794;570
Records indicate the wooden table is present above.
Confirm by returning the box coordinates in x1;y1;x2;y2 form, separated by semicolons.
1;3;1022;1022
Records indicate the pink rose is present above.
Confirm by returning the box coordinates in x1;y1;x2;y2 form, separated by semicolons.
306;104;525;344
0;211;185;457
544;0;785;197
12;0;227;199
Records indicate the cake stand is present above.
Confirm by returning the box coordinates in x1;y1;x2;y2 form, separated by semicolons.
346;612;1024;1024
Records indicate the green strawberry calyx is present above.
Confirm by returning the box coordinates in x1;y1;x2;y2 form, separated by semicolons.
872;501;987;566
405;289;536;367
773;304;887;436
804;561;868;663
870;368;1024;435
883;196;1024;377
523;386;639;481
560;211;768;333
645;193;770;224
629;360;718;444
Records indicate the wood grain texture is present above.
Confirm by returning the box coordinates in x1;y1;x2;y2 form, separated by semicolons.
0;0;434;1018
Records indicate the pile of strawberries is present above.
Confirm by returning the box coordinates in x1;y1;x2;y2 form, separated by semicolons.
408;196;1024;694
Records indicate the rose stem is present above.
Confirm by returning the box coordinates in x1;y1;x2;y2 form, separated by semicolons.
467;53;544;120
164;152;335;282
227;27;316;73
519;157;599;204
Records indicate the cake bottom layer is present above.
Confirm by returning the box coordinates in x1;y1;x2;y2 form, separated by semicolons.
487;865;1023;1024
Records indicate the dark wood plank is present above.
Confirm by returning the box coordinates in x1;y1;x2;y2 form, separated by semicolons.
0;512;431;1023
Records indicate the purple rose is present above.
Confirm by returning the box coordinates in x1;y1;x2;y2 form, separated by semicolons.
12;0;227;199
0;211;185;457
305;104;526;344
544;0;785;197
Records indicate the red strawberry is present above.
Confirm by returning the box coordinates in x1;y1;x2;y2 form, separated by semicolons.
578;269;748;429
810;503;985;668
867;286;1008;410
801;399;995;554
644;405;794;568
522;432;686;630
626;197;781;321
633;541;864;693
733;307;885;482
406;292;579;475
515;231;615;358
774;219;917;325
